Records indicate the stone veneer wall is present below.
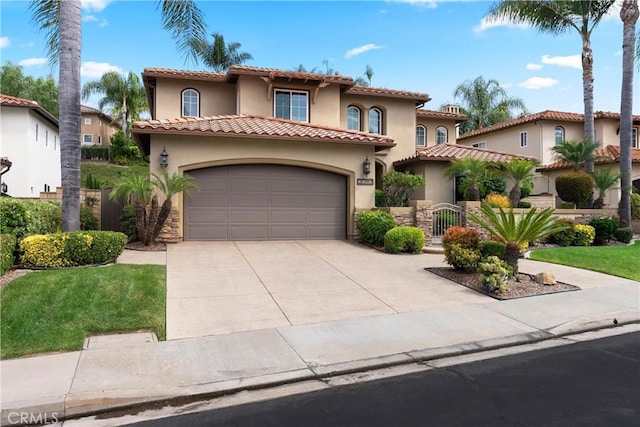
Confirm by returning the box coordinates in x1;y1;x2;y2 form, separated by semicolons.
157;208;180;243
353;201;434;246
521;194;555;209
39;186;101;226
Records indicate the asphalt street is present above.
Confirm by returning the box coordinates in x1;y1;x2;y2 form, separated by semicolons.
129;332;640;427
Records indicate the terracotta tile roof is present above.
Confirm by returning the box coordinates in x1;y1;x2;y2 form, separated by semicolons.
80;104;118;125
458;110;640;140
416;109;467;122
0;93;58;126
538;145;640;171
142;68;226;82
227;65;355;85
394;143;536;166
345;85;430;103
132;114;395;146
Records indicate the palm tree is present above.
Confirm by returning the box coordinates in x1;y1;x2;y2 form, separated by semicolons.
500;159;540;207
150;170;197;243
453;75;527;134
109;174;154;244
591;168;621;208
550;139;602;172
487;0;615;176
619;0;639;227
81;71;147;138
445;158;489;201
30;0;207;232
469;204;568;274
194;32;253;72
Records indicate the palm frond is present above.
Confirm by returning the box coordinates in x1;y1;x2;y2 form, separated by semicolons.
157;0;207;65
30;0;60;68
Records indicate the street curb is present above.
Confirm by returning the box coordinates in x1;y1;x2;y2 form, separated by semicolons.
3;319;637;426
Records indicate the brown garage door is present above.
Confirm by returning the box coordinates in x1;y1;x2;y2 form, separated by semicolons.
184;165;347;240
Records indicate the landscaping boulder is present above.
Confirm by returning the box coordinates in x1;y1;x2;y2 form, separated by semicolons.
535;272;556;286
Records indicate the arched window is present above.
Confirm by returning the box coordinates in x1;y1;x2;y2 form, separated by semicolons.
436;126;447;144
347;106;360;131
555;126;565;145
368;108;382;134
416;125;426;147
182;88;200;117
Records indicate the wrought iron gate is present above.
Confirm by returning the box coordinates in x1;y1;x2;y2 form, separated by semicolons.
431;203;462;244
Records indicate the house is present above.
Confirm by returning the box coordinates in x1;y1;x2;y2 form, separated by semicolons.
0;94;60;198
132;66;474;241
81;105;120;146
455;110;640;195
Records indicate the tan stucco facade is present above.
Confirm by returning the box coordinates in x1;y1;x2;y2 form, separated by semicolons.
81;111;119;146
152;78;236;119
406;162;454;204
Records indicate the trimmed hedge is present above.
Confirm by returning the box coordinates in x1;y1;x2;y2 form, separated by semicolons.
0;199;62;240
556;172;594;207
384;226;425;254
588;218;619;245
1;234;16;275
479;240;506;259
614;227;634;244
357;210;396;246
19;231;127;268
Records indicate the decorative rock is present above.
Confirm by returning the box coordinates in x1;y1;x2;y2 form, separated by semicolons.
535;272;556;286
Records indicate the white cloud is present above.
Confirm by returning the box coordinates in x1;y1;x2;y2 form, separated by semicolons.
541;54;581;69
81;61;122;78
387;0;438;7
18;57;47;67
0;37;9;49
613;50;623;56
81;0;111;12
518;77;560;90
526;63;543;70
474;16;529;33
345;43;382;59
99;19;109;27
82;14;98;22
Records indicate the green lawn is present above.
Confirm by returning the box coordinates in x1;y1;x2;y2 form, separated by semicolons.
1;264;165;359
530;241;640;282
81;162;149;188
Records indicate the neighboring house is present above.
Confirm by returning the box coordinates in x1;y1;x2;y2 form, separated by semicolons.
394;144;535;204
81;105;120;146
133;65;474;241
0;94;60;198
537;145;640;208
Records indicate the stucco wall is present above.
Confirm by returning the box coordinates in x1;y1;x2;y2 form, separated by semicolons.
153;77;236;119
458;122;544;162
81;112;119;146
415;117;459;148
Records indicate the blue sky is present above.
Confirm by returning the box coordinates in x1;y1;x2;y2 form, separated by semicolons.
0;0;636;115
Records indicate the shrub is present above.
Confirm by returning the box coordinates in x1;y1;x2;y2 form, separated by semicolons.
0;199;61;240
479;240;506;259
80;204;99;231
120;204;137;241
375;189;387;207
613;227;634;244
19;231;127;268
1;234;16;275
516;201;532;209
382;171;425;207
83;173;103;190
520;181;533;200
478;256;512;294
555;172;594;208
383;226;425;254
356;210;396;246
558;202;574;209
433;211;458;235
442;226;480;251
483;193;510;208
0;199;29;237
109;131;142;165
631;192;640;220
81;145;110;161
548;219;577;246
573;224;595;246
446;244;481;272
588;218;619;245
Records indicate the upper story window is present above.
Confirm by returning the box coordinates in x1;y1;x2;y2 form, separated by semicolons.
275;89;308;122
633;128;638;148
83;134;93;144
520;131;528;148
45;130;48;146
416;125;426;147
368;108;382;134
84;117;92;125
555;126;565;145
472;142;486;149
35;124;39;141
54;135;57;150
182;88;200;118
98;136;103;145
436;126;447;144
347;106;360;131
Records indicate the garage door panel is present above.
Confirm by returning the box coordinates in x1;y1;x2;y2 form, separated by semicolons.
308;210;343;222
230;193;268;207
229;210;269;223
231;178;268;192
187;194;228;208
308;195;344;208
308;225;345;239
270;209;306;223
271;194;307;207
270;226;307;239
188;226;228;240
230;226;269;240
189;209;227;223
270;179;307;192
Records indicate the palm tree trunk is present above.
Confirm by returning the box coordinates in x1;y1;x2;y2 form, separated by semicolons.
121;96;128;138
581;34;596;208
504;243;520;275
470;184;480;201
152;200;173;243
619;0;639;227
59;1;82;231
133;199;147;242
145;195;160;246
509;184;521;208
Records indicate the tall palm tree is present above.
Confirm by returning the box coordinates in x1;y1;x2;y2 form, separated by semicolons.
82;71;147;138
487;0;615;176
550;139;602;172
591;168;621;208
453;75;527;134
500;158;540;207
365;65;374;85
445;158;489;201
30;0;207;231
619;0;639;227
195;32;253;72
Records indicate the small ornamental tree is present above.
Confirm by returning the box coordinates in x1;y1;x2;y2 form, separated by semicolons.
382;171;425;207
555;172;594;208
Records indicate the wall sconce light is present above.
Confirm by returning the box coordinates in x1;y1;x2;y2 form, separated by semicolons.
160;147;169;168
363;156;371;175
1;182;7;194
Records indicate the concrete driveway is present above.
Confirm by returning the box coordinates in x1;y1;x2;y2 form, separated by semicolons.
166;240;489;340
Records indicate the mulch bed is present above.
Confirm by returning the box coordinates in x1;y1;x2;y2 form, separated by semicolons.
125;241;167;251
426;267;580;300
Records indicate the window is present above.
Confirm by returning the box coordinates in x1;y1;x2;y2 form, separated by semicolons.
274;89;308;122
555;126;565;145
98;136;102;145
84;117;92;125
45;130;48;146
472;142;486;149
368;108;382;134
520;131;528;148
181;88;200;117
347;106;360;131
54;135;57;150
436;126;447;144
416;125;426;147
633;128;638;149
83;134;93;144
35;124;38;141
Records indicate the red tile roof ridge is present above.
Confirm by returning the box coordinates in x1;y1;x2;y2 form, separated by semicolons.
416;109;468;120
228;65;354;83
0;93;40;107
394;143;536;165
143;68;227;80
